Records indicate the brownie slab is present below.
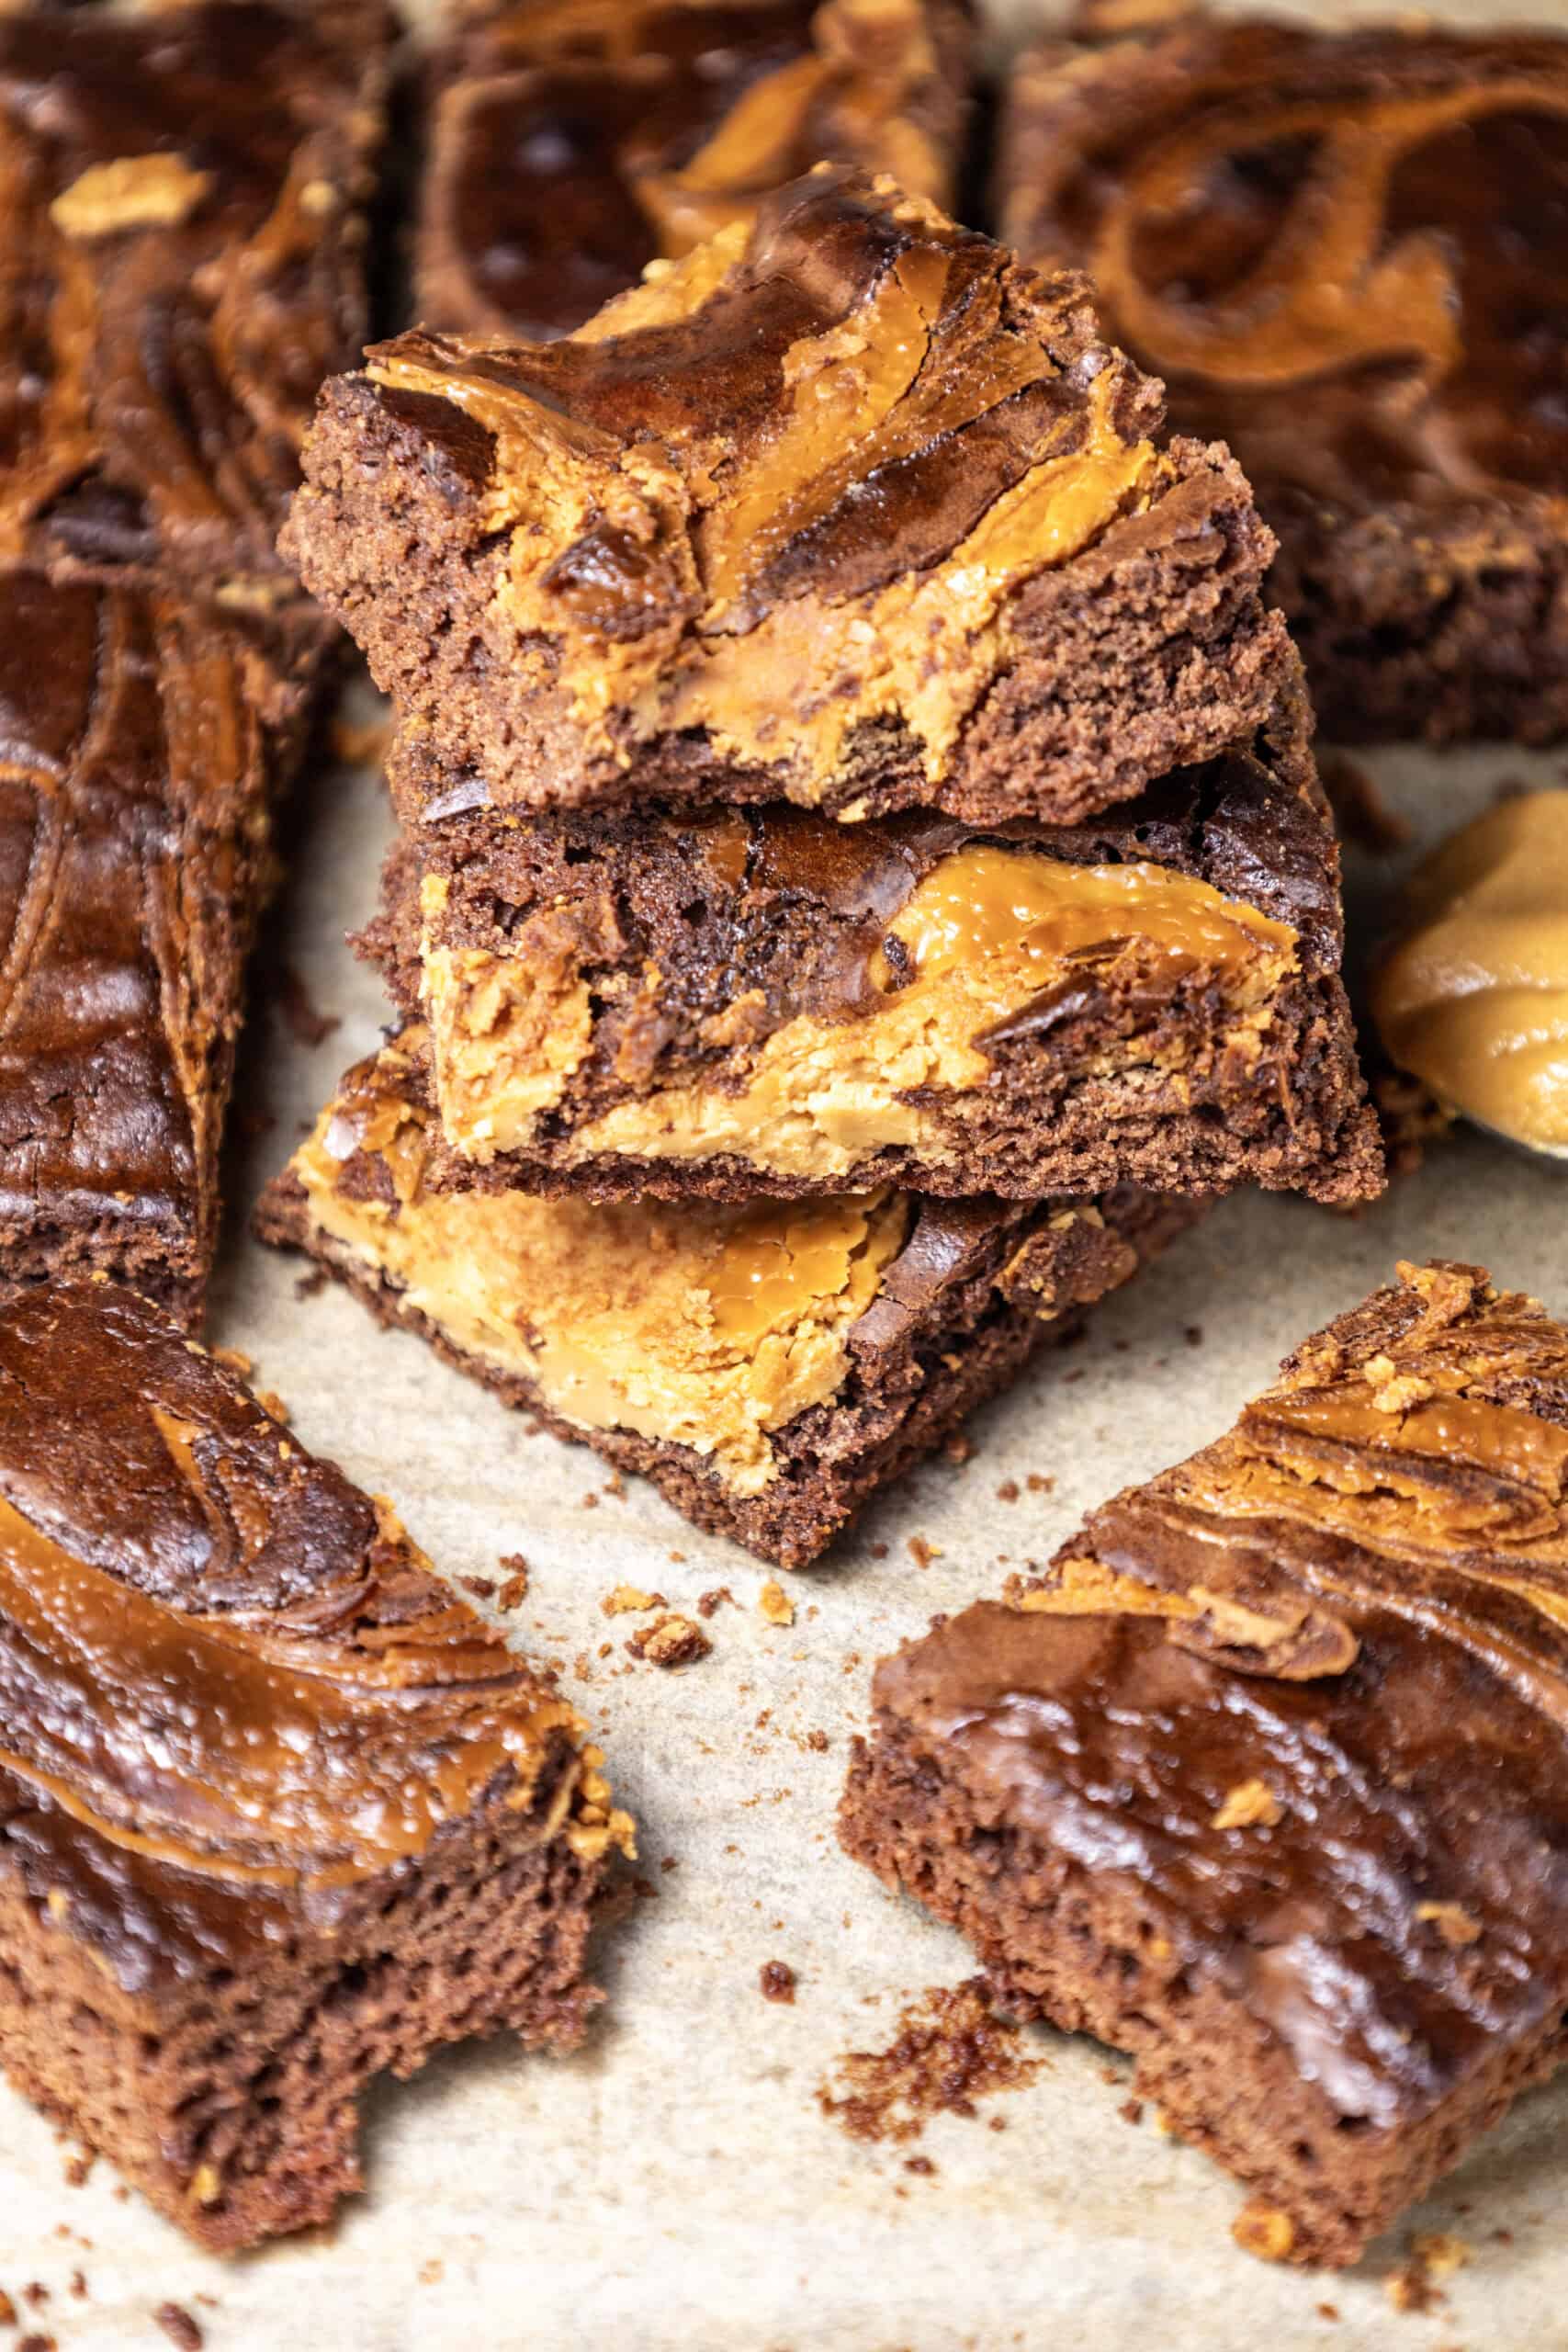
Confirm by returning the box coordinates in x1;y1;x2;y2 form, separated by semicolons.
0;573;334;1319
256;1032;1198;1566
286;164;1290;829
0;0;389;586
998;21;1568;744
0;1281;631;2251
367;673;1381;1208
419;0;976;341
842;1261;1568;2266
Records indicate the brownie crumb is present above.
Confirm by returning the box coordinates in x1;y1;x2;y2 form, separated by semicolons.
1232;2200;1296;2264
870;1543;889;1560
0;2292;15;2326
697;1586;734;1619
496;1557;530;1610
293;1265;329;1301
17;2335;54;2352
996;1480;1021;1502
67;2276;85;2301
907;1537;942;1569
627;1614;711;1668
1118;2098;1145;2127
581;1491;599;1510
153;2303;204;2350
805;1729;829;1753
459;1575;496;1600
1184;1325;1203;1348
1317;2305;1340;2324
903;2154;937;2176
759;1579;795;1628
816;1979;1042;2145
760;1961;796;2004
601;1584;659;1616
1026;1474;1054;1494
274;963;340;1049
1386;2233;1471;2315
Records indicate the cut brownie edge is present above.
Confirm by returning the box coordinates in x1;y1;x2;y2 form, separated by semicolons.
840;1688;1568;2267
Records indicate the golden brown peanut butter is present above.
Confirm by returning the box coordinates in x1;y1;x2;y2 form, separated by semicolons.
294;1039;910;1494
365;172;1169;797
1372;793;1568;1159
425;846;1298;1175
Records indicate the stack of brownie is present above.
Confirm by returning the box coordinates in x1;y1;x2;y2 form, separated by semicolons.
263;158;1382;1567
0;0;392;1319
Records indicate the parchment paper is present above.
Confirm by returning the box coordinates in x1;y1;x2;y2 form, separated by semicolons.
6;5;1568;2343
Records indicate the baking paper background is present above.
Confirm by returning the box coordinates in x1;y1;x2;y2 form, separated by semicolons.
5;3;1567;2344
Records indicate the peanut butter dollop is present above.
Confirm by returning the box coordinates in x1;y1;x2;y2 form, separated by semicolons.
1372;793;1568;1159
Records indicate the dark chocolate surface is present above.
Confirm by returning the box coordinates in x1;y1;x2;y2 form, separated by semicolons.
876;1262;1568;2133
0;1283;586;1995
0;0;389;581
418;0;974;340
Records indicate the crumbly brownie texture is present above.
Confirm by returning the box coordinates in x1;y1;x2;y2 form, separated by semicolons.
367;674;1381;1208
256;1034;1198;1566
418;0;976;341
286;165;1289;829
0;0;389;585
998;21;1568;744
0;1282;631;2252
842;1261;1568;2266
0;572;331;1320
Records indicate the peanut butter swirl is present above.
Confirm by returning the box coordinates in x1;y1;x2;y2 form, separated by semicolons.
1004;23;1568;518
425;1;971;341
0;0;388;580
881;1263;1568;2136
358;165;1170;796
0;1286;623;1935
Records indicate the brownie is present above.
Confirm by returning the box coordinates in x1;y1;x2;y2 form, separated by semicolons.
998;21;1568;745
285;164;1291;831
0;571;330;1319
0;0;390;586
0;1280;631;2250
366;672;1382;1209
417;0;976;341
842;1260;1568;2267
255;1032;1200;1566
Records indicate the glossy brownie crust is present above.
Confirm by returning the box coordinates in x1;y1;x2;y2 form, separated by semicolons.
368;678;1381;1208
0;573;330;1319
259;1128;1196;1567
0;0;389;585
843;1262;1568;2264
0;1283;628;2251
417;0;976;341
287;167;1290;829
999;22;1568;744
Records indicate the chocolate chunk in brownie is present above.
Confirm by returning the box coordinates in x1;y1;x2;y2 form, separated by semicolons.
365;670;1381;1208
998;20;1568;744
255;1031;1200;1566
418;0;976;341
842;1261;1568;2266
0;1281;632;2251
0;0;390;585
285;164;1290;829
0;572;333;1321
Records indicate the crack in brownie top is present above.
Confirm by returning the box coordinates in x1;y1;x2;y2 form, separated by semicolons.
0;1284;624;1961
0;0;387;576
344;165;1170;792
425;0;970;340
1002;22;1568;520
882;1261;1568;2127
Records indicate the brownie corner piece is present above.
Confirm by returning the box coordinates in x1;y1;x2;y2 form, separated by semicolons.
256;1031;1200;1566
0;0;391;585
0;1279;631;2252
841;1260;1568;2266
0;572;333;1322
287;162;1290;830
998;18;1568;744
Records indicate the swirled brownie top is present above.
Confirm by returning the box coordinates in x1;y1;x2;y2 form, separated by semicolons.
420;0;975;341
1000;21;1568;526
286;164;1289;825
0;1282;627;1996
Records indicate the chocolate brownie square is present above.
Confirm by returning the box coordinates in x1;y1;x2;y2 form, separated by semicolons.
0;1281;631;2250
998;20;1568;744
0;0;390;585
365;668;1381;1208
0;571;330;1319
418;0;976;341
285;165;1291;830
256;1032;1200;1566
843;1261;1568;2266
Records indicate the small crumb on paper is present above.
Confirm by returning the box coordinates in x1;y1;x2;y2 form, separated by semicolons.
760;1579;795;1627
817;1980;1041;2145
627;1614;711;1668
